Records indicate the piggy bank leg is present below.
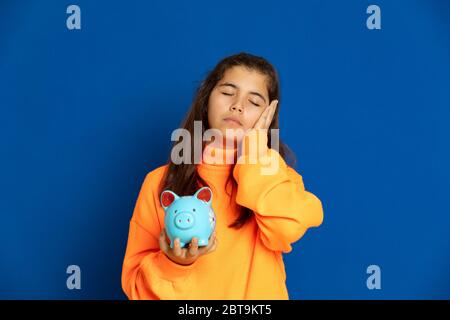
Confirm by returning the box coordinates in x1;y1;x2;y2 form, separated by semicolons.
198;238;209;247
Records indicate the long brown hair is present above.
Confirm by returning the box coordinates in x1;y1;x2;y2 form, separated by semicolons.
159;52;296;228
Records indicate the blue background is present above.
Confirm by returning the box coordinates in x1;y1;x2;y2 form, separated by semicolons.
1;0;449;299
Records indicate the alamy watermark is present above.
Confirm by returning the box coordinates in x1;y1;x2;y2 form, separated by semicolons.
366;264;381;290
66;265;81;290
366;5;381;30
66;5;81;30
170;121;280;175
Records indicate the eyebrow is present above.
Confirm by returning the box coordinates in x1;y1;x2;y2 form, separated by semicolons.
218;82;267;104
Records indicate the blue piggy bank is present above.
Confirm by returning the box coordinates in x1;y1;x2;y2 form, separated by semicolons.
160;186;216;248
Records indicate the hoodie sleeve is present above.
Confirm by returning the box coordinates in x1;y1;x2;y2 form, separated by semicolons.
232;132;324;253
121;171;198;300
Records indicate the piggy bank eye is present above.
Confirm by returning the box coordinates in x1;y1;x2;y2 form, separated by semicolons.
193;208;196;212
174;210;178;213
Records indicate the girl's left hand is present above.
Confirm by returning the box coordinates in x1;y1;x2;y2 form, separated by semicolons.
252;99;278;131
239;100;278;159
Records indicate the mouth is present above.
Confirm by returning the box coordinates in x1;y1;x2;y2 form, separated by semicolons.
223;117;242;126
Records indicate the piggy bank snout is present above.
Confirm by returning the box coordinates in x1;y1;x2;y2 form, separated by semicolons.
173;212;195;230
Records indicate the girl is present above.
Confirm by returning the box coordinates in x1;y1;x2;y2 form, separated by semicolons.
121;52;324;299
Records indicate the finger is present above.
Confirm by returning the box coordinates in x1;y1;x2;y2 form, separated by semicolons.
210;230;217;243
173;238;182;257
188;237;199;257
159;230;169;253
270;99;278;109
263;100;277;128
265;100;278;128
202;237;218;255
263;102;276;129
260;106;272;128
163;228;173;245
199;233;217;255
210;238;218;252
253;105;271;130
271;100;278;118
205;230;216;248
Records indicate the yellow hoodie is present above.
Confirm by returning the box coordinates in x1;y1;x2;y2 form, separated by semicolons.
121;136;324;299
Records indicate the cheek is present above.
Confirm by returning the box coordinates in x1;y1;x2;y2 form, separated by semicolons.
207;94;226;127
243;108;264;129
208;94;230;125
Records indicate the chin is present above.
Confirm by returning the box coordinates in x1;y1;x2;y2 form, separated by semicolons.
222;128;245;140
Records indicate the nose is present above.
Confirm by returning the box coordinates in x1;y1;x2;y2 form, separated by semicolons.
230;103;243;113
174;212;195;230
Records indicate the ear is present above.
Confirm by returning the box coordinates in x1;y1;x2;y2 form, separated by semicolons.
194;187;212;205
160;190;179;210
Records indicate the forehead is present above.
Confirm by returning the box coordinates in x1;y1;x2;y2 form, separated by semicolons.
220;66;269;97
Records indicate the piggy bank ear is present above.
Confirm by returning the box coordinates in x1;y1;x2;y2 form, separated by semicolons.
194;187;212;205
160;190;179;210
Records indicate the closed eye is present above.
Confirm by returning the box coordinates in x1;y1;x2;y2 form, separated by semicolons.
221;92;233;96
250;100;260;107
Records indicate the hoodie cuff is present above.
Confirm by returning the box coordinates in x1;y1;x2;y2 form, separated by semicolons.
141;250;198;282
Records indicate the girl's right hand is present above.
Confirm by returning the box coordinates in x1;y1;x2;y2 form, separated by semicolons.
159;229;218;266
